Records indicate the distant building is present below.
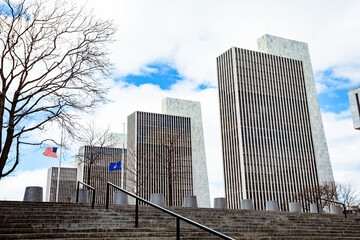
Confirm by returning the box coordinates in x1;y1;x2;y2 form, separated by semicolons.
162;97;210;208
46;167;77;202
348;87;360;130
127;111;193;207
217;34;334;210
109;133;127;148
76;146;126;204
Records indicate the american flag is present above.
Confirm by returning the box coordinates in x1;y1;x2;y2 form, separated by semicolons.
42;147;58;158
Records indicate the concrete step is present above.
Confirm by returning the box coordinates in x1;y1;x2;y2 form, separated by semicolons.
1;201;359;240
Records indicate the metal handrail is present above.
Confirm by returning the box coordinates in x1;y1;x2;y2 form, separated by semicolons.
106;181;235;240
316;196;347;218
76;181;96;209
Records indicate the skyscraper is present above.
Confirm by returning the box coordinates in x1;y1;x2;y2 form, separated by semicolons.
162;97;210;208
127;111;193;207
217;34;334;210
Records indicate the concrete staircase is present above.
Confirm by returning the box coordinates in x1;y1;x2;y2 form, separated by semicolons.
0;201;360;239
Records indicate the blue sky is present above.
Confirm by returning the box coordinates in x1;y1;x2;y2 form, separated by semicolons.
1;0;360;201
316;69;353;113
119;64;182;89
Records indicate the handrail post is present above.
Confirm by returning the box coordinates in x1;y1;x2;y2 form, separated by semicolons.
176;217;180;240
92;189;95;209
316;197;319;213
135;198;139;228
76;181;80;203
316;196;347;218
106;182;109;210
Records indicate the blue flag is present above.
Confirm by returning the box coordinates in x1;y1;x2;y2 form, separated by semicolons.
109;161;121;171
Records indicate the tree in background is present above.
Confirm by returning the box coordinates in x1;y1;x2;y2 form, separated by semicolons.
160;129;187;207
126;129;192;207
124;142;146;196
0;0;116;179
74;121;126;204
337;183;359;210
294;182;359;213
74;121;112;187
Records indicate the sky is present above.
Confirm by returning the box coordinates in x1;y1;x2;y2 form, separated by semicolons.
1;0;360;204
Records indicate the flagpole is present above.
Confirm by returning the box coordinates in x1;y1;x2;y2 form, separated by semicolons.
56;121;64;202
121;123;125;188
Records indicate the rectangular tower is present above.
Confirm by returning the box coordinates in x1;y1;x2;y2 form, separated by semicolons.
162;97;210;208
257;35;334;185
217;35;333;210
76;146;125;204
127;111;193;207
46;167;77;202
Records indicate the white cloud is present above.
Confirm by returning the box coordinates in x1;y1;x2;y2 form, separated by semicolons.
315;64;360;94
322;110;360;193
333;170;360;196
0;169;48;201
82;0;360;87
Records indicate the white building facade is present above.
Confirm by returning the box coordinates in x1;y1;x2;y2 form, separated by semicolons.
257;34;334;185
217;35;334;210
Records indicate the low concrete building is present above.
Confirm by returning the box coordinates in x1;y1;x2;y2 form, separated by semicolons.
46;167;77;202
76;146;126;204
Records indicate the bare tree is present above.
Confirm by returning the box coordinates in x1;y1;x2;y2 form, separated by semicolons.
0;0;116;178
294;182;359;213
74;122;126;204
124;142;146;196
126;129;192;207
74;121;112;187
160;129;188;207
337;184;359;210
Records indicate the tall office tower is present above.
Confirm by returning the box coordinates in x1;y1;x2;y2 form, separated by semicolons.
217;34;334;210
257;35;334;185
45;167;77;202
348;87;360;130
162;97;210;208
76;146;126;204
127;111;193;207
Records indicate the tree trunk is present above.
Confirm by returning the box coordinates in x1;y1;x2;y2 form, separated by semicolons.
87;164;91;187
0;95;5;152
0;95;17;178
